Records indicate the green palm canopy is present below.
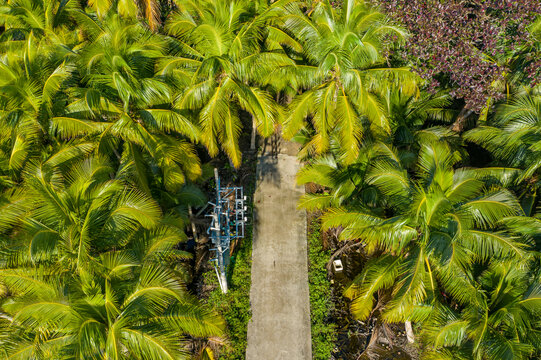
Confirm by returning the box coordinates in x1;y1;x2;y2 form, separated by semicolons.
301;140;534;324
163;0;290;166
0;157;224;359
280;0;418;163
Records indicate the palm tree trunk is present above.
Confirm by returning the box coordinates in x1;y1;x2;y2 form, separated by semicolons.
358;321;380;359
188;206;198;243
451;106;474;133
405;320;415;343
250;114;257;151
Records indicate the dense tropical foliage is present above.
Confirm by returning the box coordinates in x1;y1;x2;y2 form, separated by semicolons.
0;0;539;358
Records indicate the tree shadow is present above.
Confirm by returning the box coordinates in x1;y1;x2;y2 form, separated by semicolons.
257;134;282;187
260;132;281;158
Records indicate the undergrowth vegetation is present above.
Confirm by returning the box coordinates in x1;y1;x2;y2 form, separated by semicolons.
308;220;337;359
203;231;253;360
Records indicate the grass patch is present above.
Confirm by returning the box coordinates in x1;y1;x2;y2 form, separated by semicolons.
203;229;252;359
308;219;337;359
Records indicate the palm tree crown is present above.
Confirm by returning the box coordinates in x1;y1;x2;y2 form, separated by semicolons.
0;157;224;359
304;140;532;324
281;0;417;163
164;0;288;166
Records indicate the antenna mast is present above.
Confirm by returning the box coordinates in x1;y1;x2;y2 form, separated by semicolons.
207;168;247;293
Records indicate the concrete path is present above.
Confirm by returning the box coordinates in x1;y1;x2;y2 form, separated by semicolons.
246;136;312;360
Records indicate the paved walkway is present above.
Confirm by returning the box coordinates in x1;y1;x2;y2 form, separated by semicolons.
246;137;312;360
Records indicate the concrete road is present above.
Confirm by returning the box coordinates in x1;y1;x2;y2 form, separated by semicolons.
246;137;312;360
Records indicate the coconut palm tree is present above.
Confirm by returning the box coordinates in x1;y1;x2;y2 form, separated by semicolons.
279;0;418;163
0;155;224;359
0;34;72;178
0;156;162;273
421;260;541;360
316;140;531;324
163;0;291;166
0;243;224;359
51;16;201;193
465;88;541;180
0;0;79;50
296;90;458;211
465;88;541;221
84;0;161;31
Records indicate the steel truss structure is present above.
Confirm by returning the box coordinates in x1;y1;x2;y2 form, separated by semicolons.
207;168;247;293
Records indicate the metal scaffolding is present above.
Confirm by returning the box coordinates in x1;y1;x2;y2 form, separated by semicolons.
207;168;247;293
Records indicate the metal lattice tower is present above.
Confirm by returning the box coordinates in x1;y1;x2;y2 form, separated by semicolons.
207;168;247;293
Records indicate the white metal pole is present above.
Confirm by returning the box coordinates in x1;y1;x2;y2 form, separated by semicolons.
214;168;228;293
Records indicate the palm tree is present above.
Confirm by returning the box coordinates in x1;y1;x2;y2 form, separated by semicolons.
465;89;541;221
382;90;457;159
0;243;224;359
163;0;290;166
0;156;224;359
0;156;162;273
421;260;541;360
296;90;458;212
279;0;418;163
314;140;531;324
0;34;72;177
465;88;541;180
51;16;201;193
84;0;161;31
0;0;79;50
